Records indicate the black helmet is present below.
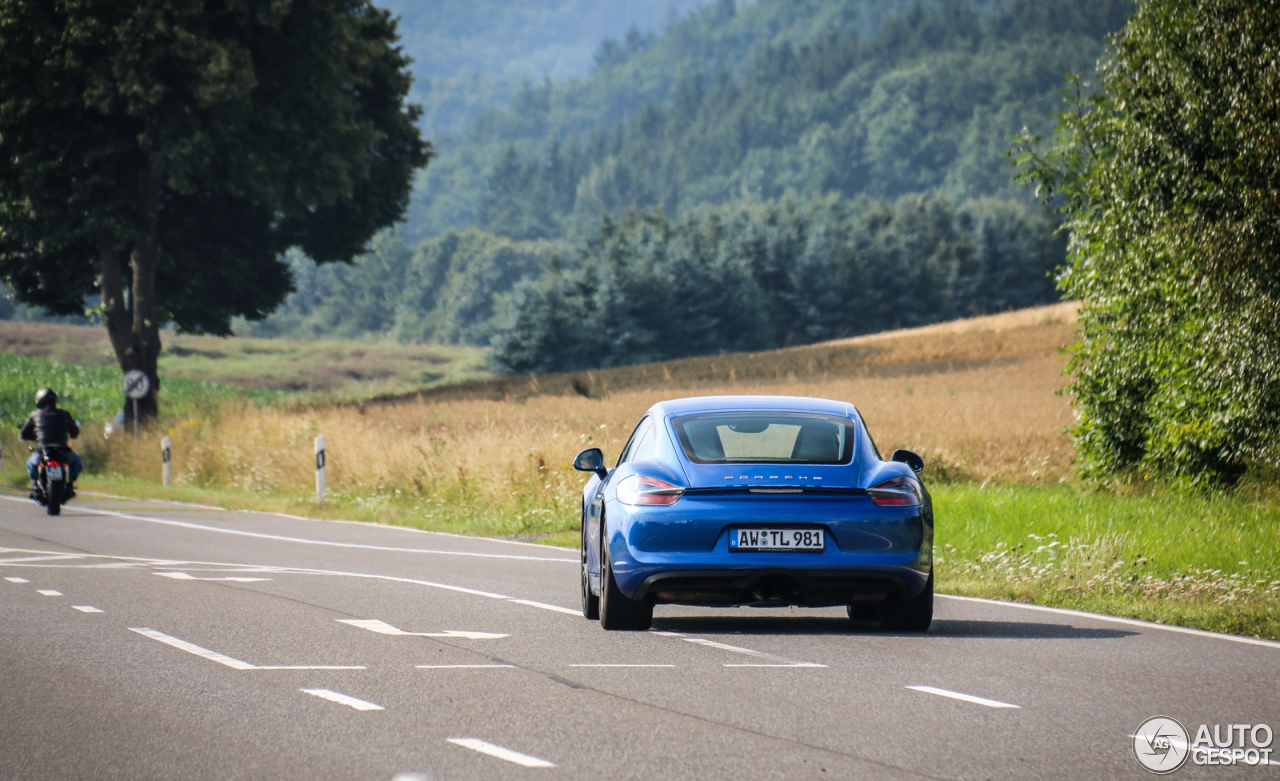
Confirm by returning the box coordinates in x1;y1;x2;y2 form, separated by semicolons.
35;388;57;408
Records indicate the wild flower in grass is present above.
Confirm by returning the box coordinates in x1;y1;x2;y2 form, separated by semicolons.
944;532;1278;604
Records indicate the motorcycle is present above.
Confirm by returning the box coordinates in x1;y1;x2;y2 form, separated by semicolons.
29;445;74;516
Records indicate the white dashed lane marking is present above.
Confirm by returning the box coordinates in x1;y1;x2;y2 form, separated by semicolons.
415;664;517;669
37;590;62;596
447;738;555;768
71;605;103;613
337;619;507;640
569;664;675;668
300;689;384;711
906;685;1020;709
657;631;825;667
129;628;365;671
5;577;29;583
155;571;271;583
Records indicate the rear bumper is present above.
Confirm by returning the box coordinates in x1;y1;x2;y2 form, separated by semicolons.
631;566;926;608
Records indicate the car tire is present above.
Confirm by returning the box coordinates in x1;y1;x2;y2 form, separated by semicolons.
599;523;652;631
879;570;932;632
581;512;600;620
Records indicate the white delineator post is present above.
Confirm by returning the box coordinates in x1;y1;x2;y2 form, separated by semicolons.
315;435;326;502
161;436;172;488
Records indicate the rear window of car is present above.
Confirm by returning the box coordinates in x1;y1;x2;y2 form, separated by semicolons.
670;412;855;465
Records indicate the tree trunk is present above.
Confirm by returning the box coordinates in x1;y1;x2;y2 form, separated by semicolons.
100;162;163;424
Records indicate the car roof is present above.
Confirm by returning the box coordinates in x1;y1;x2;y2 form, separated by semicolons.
651;395;856;418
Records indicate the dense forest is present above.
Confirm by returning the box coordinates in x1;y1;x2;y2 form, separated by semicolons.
409;0;1130;242
490;194;1062;372
4;0;1135;376
245;0;1128;364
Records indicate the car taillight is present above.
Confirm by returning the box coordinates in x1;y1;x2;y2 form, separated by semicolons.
868;475;923;507
616;474;684;506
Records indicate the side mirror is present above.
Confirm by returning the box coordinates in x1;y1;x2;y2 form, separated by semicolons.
892;448;925;474
573;447;608;478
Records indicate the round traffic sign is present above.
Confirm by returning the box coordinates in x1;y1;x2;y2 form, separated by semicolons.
123;370;150;400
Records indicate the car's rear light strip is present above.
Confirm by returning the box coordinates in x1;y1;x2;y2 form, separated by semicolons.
617;474;684;506
747;487;804;494
867;476;923;507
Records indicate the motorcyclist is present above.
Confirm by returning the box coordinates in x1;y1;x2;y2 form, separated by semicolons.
20;388;82;497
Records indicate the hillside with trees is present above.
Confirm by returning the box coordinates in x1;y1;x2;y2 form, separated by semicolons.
248;0;1128;361
411;0;1131;242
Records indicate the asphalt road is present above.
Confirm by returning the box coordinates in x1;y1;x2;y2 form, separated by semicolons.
1;491;1277;780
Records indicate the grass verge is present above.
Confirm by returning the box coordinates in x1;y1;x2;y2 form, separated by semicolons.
934;483;1280;640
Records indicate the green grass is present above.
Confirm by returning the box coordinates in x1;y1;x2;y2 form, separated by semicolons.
0;352;283;430
935;483;1280;578
933;483;1280;638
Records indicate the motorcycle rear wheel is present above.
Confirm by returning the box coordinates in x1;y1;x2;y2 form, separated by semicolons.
45;480;61;516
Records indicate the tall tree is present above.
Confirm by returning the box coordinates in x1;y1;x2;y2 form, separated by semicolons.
1014;0;1280;487
0;0;430;419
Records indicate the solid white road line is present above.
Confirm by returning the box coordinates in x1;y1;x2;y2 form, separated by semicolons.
266;662;363;670
507;598;581;615
129;628;366;671
0;498;575;564
154;571;271;582
71;605;103;613
300;689;384;711
337;619;507;640
37;589;62;596
937;594;1280;650
447;738;556;768
0;554;82;564
906;685;1020;709
415;664;517;669
5;577;29;583
569;664;676;668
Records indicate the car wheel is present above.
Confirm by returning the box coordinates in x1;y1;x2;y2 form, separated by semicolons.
879;570;932;632
581;512;599;620
598;522;652;631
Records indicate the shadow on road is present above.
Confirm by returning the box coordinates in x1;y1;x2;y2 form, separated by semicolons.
928;619;1138;640
650;614;1138;640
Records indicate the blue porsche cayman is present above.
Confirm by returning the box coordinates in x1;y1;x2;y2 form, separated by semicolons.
574;395;933;631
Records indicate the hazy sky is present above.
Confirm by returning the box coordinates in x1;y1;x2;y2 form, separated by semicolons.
376;0;714;80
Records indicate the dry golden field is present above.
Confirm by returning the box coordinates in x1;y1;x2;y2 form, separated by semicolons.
85;302;1080;535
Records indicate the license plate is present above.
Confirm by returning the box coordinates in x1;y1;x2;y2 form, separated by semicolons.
47;465;63;480
729;528;824;552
